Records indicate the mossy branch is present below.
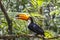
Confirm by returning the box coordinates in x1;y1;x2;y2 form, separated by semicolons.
0;34;60;40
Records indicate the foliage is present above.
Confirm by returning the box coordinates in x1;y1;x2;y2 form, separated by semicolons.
0;0;60;40
44;30;56;38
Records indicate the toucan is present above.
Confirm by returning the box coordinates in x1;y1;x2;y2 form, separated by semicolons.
16;13;45;40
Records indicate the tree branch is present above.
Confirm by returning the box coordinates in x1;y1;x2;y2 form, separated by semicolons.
0;0;12;34
0;34;60;40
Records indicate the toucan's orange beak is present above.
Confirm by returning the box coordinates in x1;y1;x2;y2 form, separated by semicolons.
16;13;30;21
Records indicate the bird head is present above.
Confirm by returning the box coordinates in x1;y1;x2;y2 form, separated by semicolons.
16;13;30;21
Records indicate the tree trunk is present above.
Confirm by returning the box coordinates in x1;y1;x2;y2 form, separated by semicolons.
0;0;12;35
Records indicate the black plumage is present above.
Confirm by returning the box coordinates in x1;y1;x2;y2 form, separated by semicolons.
28;17;45;40
28;23;45;36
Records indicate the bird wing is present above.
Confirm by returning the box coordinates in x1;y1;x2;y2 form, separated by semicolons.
28;23;44;35
32;23;44;34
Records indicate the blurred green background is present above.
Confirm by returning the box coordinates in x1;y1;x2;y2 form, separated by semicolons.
0;0;60;40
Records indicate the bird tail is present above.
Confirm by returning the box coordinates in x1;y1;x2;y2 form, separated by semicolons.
42;34;45;40
42;37;45;40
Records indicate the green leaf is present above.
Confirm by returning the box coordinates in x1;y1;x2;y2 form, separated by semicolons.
37;0;43;6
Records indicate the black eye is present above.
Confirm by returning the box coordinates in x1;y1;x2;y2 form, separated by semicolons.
16;15;19;17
